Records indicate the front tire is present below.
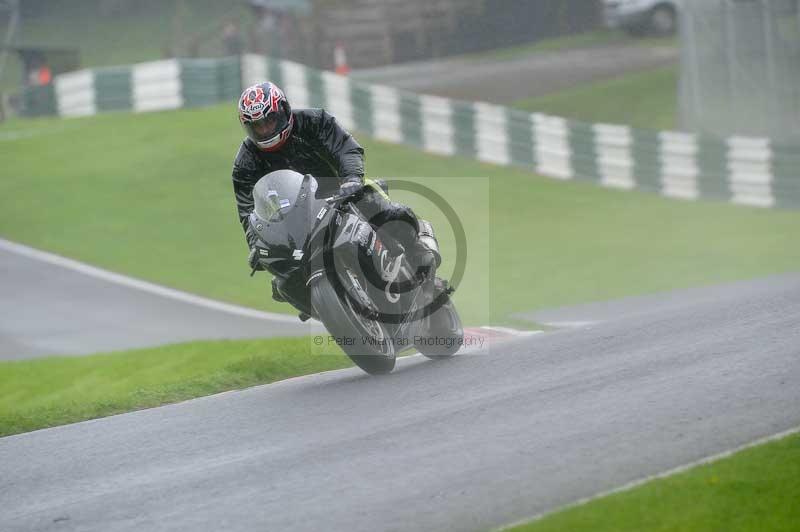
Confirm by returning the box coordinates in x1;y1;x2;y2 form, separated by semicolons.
310;275;396;375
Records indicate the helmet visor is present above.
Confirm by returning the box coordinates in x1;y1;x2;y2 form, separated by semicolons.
243;111;289;146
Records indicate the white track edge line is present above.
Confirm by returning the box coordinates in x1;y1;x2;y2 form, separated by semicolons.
542;320;599;329
0;238;300;323
496;424;800;531
480;326;543;336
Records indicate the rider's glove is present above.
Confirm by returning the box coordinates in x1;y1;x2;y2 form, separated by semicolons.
248;246;269;272
339;179;362;198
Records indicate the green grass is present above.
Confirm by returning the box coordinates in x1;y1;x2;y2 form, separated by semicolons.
465;30;675;63
0;337;351;437
507;431;800;532
1;103;798;326
514;65;679;130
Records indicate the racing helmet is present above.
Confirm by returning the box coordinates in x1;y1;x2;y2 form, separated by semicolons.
238;82;294;152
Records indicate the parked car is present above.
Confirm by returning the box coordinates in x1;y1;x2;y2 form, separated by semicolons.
603;0;679;36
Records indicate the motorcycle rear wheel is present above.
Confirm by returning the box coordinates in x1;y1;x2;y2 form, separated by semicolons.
310;275;397;375
415;294;463;359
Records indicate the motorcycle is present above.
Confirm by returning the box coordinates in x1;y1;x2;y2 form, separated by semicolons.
248;170;464;375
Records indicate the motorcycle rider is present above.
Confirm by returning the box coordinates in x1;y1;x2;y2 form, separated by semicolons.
232;81;440;302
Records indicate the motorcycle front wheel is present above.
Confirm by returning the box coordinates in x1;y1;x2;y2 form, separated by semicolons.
310;275;396;375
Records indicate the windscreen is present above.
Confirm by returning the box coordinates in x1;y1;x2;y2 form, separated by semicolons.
252;170;307;223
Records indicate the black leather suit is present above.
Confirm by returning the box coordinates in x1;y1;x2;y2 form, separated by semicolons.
231;108;419;252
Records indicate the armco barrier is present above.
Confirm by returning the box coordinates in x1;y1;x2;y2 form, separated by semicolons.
20;54;800;210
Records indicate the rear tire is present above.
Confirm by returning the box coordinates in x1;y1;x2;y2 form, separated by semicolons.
415;295;463;359
310;276;396;375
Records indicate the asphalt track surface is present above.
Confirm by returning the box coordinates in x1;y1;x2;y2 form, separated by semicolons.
0;241;319;360
2;274;799;532
352;43;678;104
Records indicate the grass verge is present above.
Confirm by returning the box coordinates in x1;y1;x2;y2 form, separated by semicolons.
1;102;798;325
506;431;800;532
513;65;678;130
0;337;351;437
